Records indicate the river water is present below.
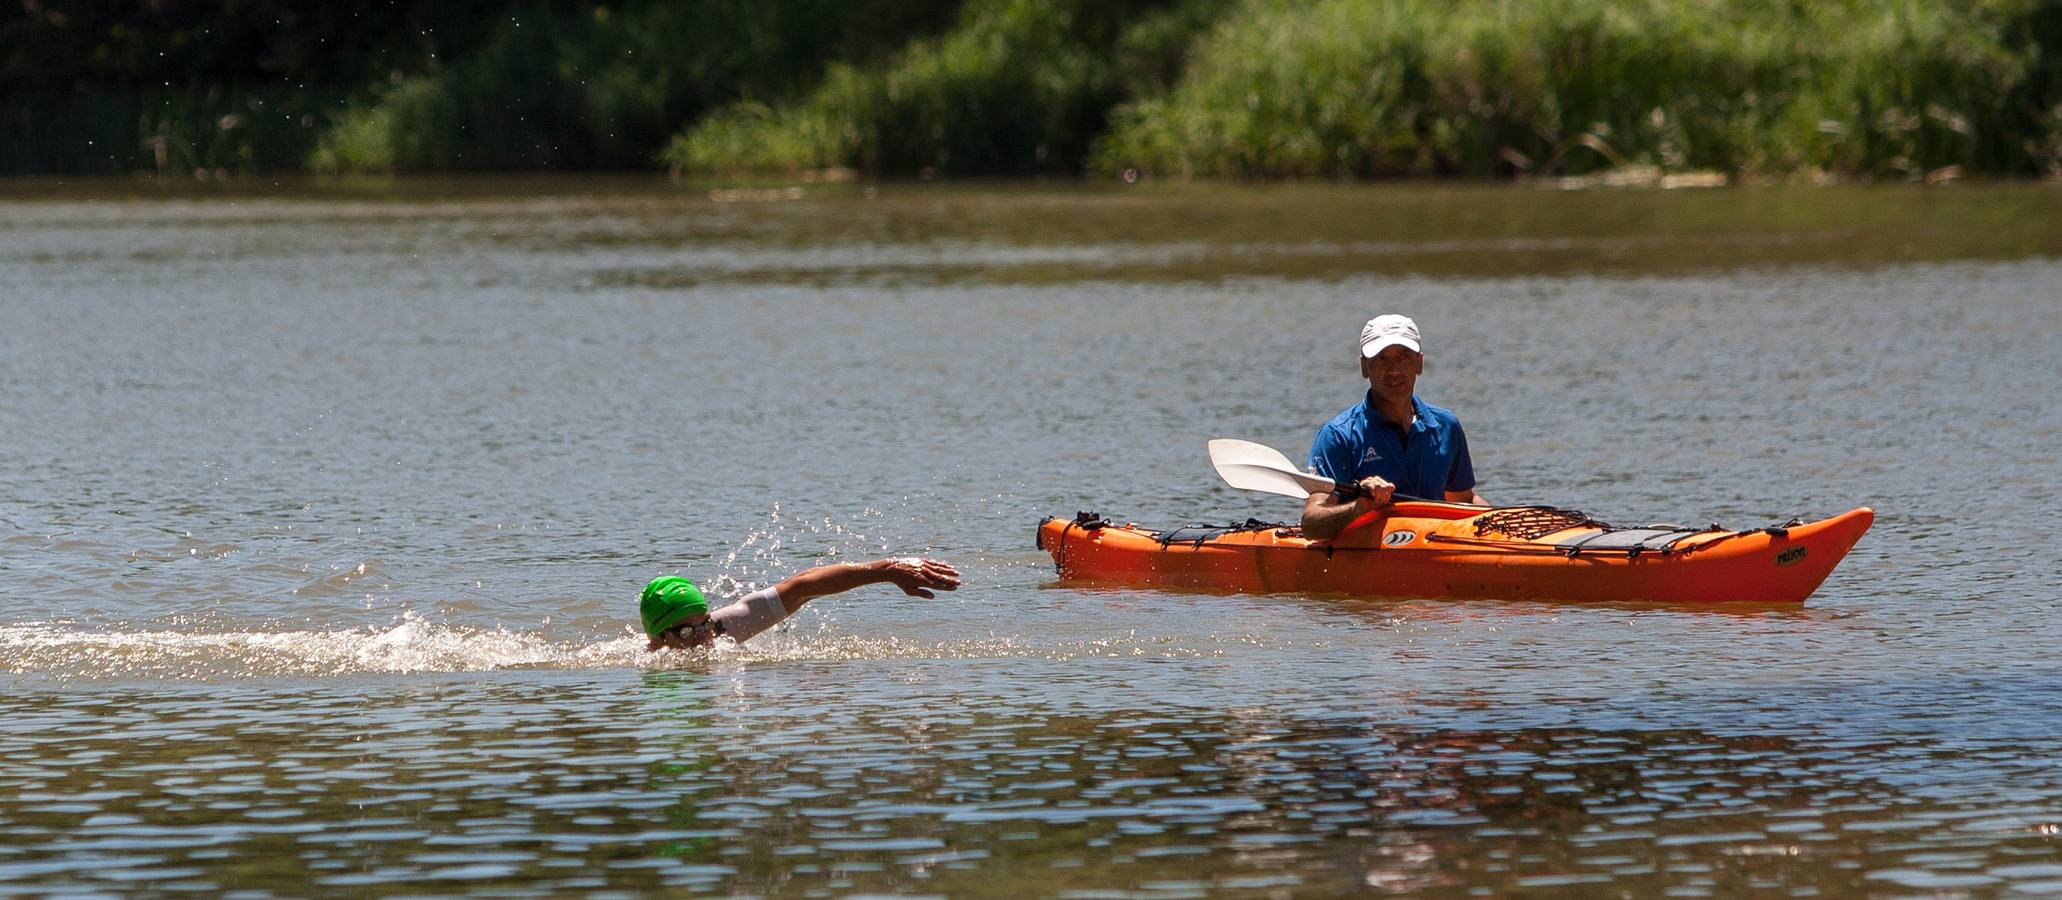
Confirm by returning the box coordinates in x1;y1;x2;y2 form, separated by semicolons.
3;177;2060;895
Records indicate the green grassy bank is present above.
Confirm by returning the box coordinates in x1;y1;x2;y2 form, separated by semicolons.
310;1;960;173
7;0;2058;179
675;0;2062;180
662;0;1229;177
1091;0;2062;179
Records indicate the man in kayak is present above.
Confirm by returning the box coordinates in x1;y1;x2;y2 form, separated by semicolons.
641;557;961;651
1301;314;1487;539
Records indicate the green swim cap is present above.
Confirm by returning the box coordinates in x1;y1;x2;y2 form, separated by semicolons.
640;576;708;638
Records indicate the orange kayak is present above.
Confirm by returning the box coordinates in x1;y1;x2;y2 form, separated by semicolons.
1037;502;1873;604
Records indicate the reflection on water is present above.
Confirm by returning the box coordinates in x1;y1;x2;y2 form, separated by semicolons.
5;177;2061;285
2;672;2059;895
3;178;2060;894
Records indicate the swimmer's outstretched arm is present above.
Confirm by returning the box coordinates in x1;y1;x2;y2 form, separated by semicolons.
774;557;962;610
648;558;960;651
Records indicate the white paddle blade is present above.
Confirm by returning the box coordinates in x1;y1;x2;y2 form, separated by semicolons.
1206;439;1297;470
1207;439;1337;498
1213;461;1335;498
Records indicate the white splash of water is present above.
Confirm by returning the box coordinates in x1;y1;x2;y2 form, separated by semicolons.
0;614;1093;682
0;613;659;680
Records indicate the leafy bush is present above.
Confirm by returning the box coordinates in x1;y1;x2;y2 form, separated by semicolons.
1094;0;2062;178
667;0;1230;176
310;0;961;173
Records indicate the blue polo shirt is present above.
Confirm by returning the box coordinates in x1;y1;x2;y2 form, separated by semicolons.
1309;394;1476;500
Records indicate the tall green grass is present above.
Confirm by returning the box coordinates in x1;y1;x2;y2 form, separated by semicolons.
665;0;1231;176
310;1;962;173
1094;0;2062;178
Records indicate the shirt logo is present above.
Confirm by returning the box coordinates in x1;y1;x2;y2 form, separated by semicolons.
1360;447;1382;465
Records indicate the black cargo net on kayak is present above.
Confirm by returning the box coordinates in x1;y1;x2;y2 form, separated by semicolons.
1472;506;1613;540
1452;505;1807;559
1461;505;1713;557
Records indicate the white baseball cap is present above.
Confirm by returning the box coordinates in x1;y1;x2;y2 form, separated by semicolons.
1359;314;1422;358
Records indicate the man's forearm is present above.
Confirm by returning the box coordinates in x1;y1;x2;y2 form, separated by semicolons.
773;560;894;610
1300;494;1364;540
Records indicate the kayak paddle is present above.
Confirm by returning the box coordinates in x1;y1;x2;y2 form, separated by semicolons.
1208;439;1456;504
1207;439;1361;499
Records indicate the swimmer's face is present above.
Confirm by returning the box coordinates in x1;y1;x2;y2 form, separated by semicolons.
646;614;724;651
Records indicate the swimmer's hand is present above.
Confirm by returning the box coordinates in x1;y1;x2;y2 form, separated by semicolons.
882;557;962;599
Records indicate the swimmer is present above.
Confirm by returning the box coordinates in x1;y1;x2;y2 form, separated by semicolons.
641;557;961;651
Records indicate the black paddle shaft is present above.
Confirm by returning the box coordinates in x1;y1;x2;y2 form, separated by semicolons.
1329;481;1432;504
